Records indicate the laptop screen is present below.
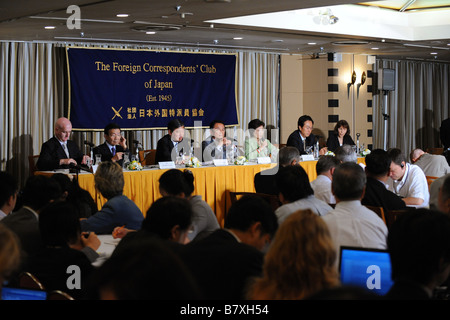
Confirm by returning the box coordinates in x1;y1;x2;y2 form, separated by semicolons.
339;246;394;296
1;287;47;300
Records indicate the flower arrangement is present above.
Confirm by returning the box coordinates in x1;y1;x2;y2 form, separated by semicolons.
127;160;143;171
234;156;247;165
325;151;335;156
360;149;371;157
186;156;201;168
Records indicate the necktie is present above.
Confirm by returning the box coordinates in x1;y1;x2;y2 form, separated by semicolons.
111;146;116;155
174;142;178;154
62;143;69;158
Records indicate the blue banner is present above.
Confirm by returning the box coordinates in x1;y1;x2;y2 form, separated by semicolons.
67;47;238;130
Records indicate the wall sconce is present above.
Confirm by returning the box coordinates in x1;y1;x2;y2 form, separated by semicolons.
351;71;357;85
361;71;366;85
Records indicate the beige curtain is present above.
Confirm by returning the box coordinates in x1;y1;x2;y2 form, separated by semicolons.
0;41;280;186
373;59;450;158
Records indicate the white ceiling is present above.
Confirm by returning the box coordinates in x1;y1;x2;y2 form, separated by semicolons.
1;0;449;62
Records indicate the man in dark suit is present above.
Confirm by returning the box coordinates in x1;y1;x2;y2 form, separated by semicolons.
179;195;278;300
286;115;326;155
93;123;129;166
361;149;406;213
202;120;235;162
36;117;89;171
155;119;192;163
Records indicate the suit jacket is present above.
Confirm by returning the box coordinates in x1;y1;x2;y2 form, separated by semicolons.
326;133;356;152
0;207;43;257
155;134;192;163
36;137;84;171
80;194;143;234
361;177;407;213
202;138;227;161
286;130;316;155
93;142;129;167
179;229;264;300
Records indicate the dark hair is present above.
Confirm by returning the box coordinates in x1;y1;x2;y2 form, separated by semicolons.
51;173;73;196
275;165;314;202
279;146;300;166
387;148;406;166
0;171;18;208
332;162;366;200
168;119;185;132
104;123;121;135
442;175;450;203
248;119;265;130
333;120;350;136
209;120;225;129
158;169;195;197
141;197;192;240
365;149;391;176
298;115;314;128
21;175;62;211
316;155;340;175
388;209;450;285
225;195;278;238
39;201;81;246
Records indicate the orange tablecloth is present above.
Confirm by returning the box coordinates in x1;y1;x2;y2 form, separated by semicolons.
37;158;365;226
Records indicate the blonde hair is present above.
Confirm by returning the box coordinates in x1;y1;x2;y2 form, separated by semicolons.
94;161;124;199
247;210;339;300
0;224;21;281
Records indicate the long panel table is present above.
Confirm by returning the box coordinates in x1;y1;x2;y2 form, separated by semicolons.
37;158;365;227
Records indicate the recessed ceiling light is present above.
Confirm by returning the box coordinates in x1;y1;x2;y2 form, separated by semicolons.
44;26;55;29
146;31;156;35
371;47;379;50
233;37;243;40
431;52;438;55
307;42;316;45
116;14;129;18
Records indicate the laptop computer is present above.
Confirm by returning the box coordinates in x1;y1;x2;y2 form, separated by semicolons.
339;246;394;296
1;287;47;300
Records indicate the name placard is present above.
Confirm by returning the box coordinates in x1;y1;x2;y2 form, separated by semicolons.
300;155;315;161
213;159;228;166
257;157;272;164
158;161;176;169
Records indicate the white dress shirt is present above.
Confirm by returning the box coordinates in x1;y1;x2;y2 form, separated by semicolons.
275;195;332;225
387;163;430;207
0;209;7;221
311;175;336;205
321;200;388;266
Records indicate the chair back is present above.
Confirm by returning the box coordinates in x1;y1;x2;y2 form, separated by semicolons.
229;191;280;213
18;272;45;291
426;148;444;155
47;290;75;300
426;176;439;191
385;209;413;229
28;155;40;175
364;205;386;224
139;149;156;166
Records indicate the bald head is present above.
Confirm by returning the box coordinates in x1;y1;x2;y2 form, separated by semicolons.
54;117;72;142
410;148;425;163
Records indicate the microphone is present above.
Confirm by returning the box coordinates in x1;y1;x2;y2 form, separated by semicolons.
84;140;95;147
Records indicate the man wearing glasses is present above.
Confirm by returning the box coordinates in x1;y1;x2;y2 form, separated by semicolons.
93;123;129;166
287;115;326;155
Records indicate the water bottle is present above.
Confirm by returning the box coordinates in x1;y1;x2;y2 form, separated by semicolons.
314;141;319;159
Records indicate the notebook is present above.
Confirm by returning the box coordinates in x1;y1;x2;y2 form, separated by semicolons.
1;287;47;300
339;246;394;296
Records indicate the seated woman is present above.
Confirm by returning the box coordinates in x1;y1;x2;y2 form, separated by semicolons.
80;161;144;234
326;120;355;152
245;119;277;161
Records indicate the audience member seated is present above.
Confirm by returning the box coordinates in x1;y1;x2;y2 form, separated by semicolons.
438;175;450;215
440;118;450;165
322;162;388;265
361;149;407;213
387;148;429;207
93;123;130;167
310;155;340;205
80;161;143;234
36;117;90;171
0;171;18;221
275;165;332;224
1;175;62;257
85;237;201;300
385;209;450;300
326;120;356;152
286;115;326;155
334;145;358;163
245;119;278;161
179;195;278;300
202;120;236;162
0;224;21;292
429;173;450;211
155;119;191;163
158;169;219;242
254;146;300;196
410;148;450;178
23;201;99;299
246;209;339;300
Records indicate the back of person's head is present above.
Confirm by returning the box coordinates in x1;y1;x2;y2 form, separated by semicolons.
275;165;314;202
0;224;21;284
253;209;338;299
0;171;18;208
38;201;81;247
298;115;313;128
387;148;406;166
51;173;73;200
168;119;184;132
141;196;192;240
248;119;265;130
224;195;278;238
279;146;300;166
316;155;340;176
94;161;124;199
387;209;450;287
158;169;195;197
334;145;357;163
410;148;424;162
104;123;121;135
86;237;201;299
332;162;366;201
21;175;62;211
365;149;391;177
